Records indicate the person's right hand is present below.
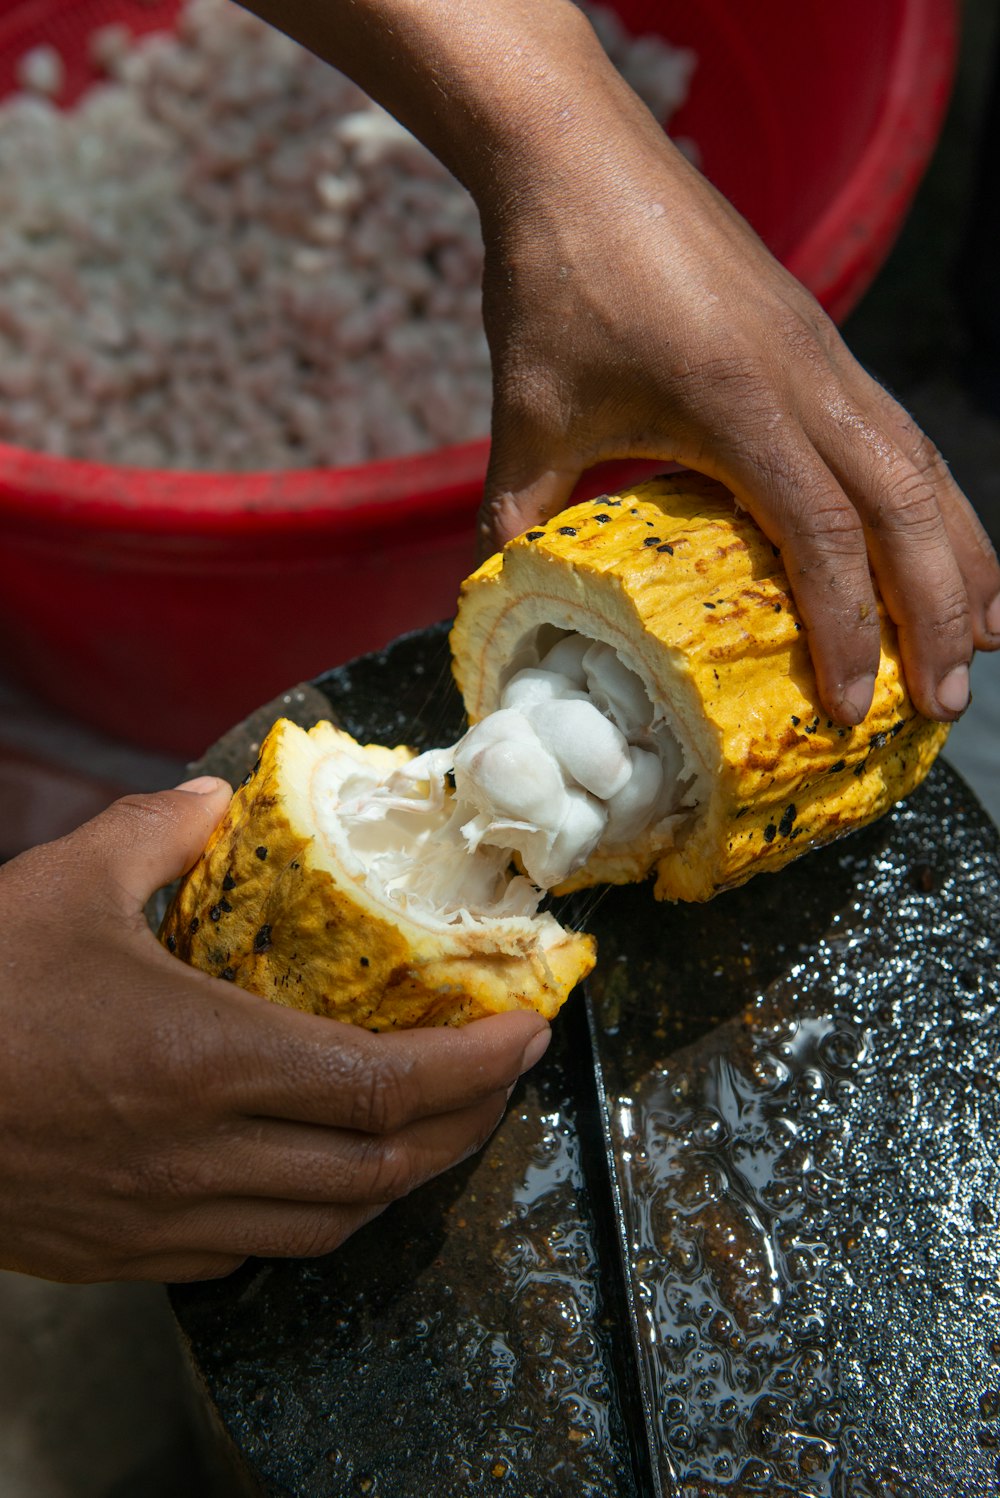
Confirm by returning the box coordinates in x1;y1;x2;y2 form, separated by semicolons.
0;778;550;1284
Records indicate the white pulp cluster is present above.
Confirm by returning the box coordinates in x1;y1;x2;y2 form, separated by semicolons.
334;633;687;924
454;634;680;888
0;0;694;471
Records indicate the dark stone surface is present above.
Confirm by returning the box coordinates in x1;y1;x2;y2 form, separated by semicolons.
172;625;1000;1497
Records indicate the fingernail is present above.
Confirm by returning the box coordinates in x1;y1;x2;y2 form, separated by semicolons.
937;664;970;716
519;1027;552;1074
839;674;876;726
174;775;227;795
987;593;1000;636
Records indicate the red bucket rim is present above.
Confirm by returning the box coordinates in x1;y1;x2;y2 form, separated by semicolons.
0;0;957;535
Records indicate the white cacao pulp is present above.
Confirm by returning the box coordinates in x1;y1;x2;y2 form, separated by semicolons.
323;632;692;925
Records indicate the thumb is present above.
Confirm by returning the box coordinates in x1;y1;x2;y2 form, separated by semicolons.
477;464;580;560
66;776;232;909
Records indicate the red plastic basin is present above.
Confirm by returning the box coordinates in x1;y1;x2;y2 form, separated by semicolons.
0;0;957;755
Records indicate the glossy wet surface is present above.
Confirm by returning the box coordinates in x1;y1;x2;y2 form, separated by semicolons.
171;624;1000;1497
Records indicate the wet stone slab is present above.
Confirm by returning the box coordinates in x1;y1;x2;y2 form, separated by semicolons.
171;623;1000;1497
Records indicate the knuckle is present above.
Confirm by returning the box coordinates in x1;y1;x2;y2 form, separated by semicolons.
477;494;505;550
108;792;182;841
776;300;839;360
791;494;863;543
342;1050;414;1136
784;496;867;566
129;1154;191;1205
690;348;765;401
925;587;972;645
908;432;949;484
364;1138;421;1204
125;1145;217;1206
868;471;944;538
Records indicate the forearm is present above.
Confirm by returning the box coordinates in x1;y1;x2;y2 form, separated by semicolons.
236;0;674;215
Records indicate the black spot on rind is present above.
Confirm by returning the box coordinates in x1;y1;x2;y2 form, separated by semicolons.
794;622;802;632
219;898;233;914
763;823;777;844
870;730;888;750
643;536;661;547
291;861;300;871
222;873;236;891
240;756;262;788
791;715;801;727
360;956;370;968
827;760;847;775
255;845;268;860
890;720;906;738
209;904;222;923
703;602;716;610
591;494;610;504
253;924;273;954
604;498;623;507
525;530;545;541
735;807;750;819
594;514;611;524
189;916;200;933
657;543;674;554
773;603;782;613
220;967;236;982
557;526;577;537
778;804;797;837
166;934;176;953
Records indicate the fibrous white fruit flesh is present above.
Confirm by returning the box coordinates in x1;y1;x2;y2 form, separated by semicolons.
309;630;694;922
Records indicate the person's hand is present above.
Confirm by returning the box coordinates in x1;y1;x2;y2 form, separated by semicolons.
477;102;1000;728
237;0;999;724
0;779;550;1284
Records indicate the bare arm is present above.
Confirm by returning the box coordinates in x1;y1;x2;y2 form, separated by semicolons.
241;0;1000;726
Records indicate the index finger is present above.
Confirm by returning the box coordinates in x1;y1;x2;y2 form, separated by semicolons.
214;988;551;1134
